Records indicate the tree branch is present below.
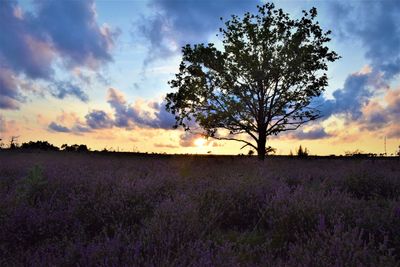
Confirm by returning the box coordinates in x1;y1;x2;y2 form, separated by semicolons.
212;136;258;150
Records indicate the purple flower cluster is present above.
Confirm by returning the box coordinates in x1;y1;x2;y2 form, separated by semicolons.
1;152;399;266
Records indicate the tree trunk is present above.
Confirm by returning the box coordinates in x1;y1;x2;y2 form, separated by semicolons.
257;132;267;160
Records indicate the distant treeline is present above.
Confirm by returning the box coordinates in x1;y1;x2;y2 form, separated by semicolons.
1;138;399;157
2;140;90;152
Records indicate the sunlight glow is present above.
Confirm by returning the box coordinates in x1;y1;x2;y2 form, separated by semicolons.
194;138;206;147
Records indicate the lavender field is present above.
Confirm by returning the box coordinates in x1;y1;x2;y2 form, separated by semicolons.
1;151;400;266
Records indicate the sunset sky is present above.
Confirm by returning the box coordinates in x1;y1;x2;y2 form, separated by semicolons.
1;0;399;155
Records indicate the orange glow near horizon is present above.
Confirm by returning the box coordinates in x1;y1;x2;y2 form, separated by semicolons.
194;138;206;147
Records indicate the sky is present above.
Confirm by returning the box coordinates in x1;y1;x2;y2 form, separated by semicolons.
0;0;399;155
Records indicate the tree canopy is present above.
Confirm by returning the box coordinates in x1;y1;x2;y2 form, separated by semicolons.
166;3;339;159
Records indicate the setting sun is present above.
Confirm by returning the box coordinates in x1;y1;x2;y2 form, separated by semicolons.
1;1;400;265
1;1;399;156
194;138;206;147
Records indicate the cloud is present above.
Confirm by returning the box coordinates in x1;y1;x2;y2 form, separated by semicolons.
179;132;198;147
107;88;131;127
329;0;400;80
154;143;179;149
0;115;6;132
138;0;258;62
358;101;389;131
48;122;71;133
85;110;114;129
356;87;400;134
288;126;332;140
309;84;400;141
49;81;89;102
306;1;400;134
48;122;90;134
385;89;400;116
49;88;177;131
47;111;93;134
72;125;92;133
0;1;55;79
34;0;119;69
179;132;210;147
386;125;400;139
147;100;177;129
106;88;176;129
45;88;177;133
0;68;22;109
314;71;373;120
0;0;119;109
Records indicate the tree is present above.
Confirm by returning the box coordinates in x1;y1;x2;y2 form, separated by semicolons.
20;141;59;151
166;3;339;160
61;144;89;152
265;145;277;155
9;136;19;149
296;145;308;157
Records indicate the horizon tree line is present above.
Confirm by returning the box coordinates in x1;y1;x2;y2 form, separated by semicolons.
1;137;399;157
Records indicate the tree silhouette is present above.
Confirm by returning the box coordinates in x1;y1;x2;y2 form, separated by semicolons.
21;141;59;151
265;146;277;155
61;144;89;152
166;3;339;160
296;145;308;157
9;136;19;149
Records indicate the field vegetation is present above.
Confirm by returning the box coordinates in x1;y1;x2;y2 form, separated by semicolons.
1;151;400;266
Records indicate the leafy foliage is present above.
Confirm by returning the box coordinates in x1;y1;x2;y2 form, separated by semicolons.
166;3;339;159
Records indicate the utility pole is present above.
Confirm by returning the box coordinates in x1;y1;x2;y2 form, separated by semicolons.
384;136;387;156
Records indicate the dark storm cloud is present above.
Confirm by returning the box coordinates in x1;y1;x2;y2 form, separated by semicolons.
48;122;71;133
138;0;258;62
50;81;89;102
0;0;118;109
